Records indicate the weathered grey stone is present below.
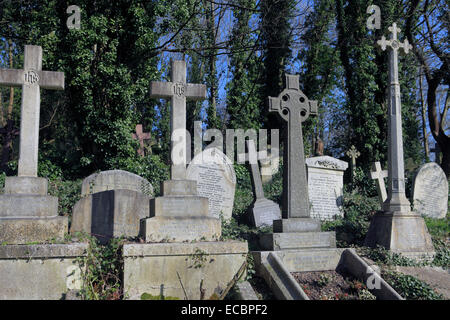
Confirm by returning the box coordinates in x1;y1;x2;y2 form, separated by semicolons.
412;162;448;219
186;147;236;220
0;216;68;244
0;194;58;217
306;156;348;220
161;179;197;196
236;281;259;300
259;232;336;251
272;218;321;233
0;243;87;299
0;45;64;177
150;196;208;217
71;189;150;243
141;216;221;242
370;161;388;207
365;212;435;259
81;170;153;196
123;241;248;300
4;176;48;195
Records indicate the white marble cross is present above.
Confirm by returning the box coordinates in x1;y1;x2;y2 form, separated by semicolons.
0;45;64;177
149;60;206;179
377;23;412;213
370;161;388;206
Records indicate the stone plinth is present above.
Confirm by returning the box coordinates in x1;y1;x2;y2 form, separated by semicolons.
123;241;248;300
365;212;435;259
259;231;336;251
0;243;87;299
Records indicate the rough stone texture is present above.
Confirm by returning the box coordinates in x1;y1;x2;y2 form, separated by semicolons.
273;218;321;233
365;212;435;259
150;196;208;217
236;281;259;300
123;241;248;300
306;156;348;220
81;170;153;196
142;216;221;242
0;194;58;217
251;198;281;228
161;179;197;196
0;243;87;300
0;216;68;244
412;162;448;219
71;189;150;243
186;147;236;220
259;232;336;251
4;176;48;195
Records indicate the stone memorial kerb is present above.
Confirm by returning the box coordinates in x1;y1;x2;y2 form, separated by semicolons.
0;45;64;177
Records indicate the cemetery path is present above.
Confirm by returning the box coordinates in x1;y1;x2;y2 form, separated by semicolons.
394;266;450;299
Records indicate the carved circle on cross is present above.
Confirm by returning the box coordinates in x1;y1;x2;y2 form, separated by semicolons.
279;90;310;122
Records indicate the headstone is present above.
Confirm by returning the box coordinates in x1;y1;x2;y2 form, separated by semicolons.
81;170;153;196
346;145;360;182
370;161;388;207
259;73;336;252
186;147;236;220
71;170;153;243
365;23;434;259
132;124;151;157
412;162;448;219
243;140;281;227
306;156;348;220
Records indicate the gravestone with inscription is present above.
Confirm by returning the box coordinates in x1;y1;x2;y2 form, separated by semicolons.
71;170;153;243
0;45;86;300
306;156;348;220
186;147;236;220
412;163;448;219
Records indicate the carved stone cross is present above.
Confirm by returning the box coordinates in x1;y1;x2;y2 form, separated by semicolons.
268;74;318;218
132;124;151;157
346;145;360;182
377;22;412;213
149;60;206;179
0;45;64;177
370;161;388;206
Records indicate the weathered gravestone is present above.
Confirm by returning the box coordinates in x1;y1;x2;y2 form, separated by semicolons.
0;45;86;299
123;60;247;300
412;163;448;219
243;140;281;227
365;23;434;259
306;156;348;220
186;147;236;220
71;170;153;243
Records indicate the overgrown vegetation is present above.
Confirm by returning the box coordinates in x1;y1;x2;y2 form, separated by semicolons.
383;271;444;300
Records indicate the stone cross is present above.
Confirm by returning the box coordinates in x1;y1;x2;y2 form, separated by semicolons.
132;124;151;156
268;74;318;218
0;45;64;177
370;161;388;206
149;60;206;179
377;22;412;213
346;145;360;181
246;140;265;200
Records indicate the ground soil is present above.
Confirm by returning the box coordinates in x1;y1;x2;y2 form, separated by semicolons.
292;270;375;300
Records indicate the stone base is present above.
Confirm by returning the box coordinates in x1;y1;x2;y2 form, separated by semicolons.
161;180;198;196
0;194;58;217
150;196;208;217
141;216;221;242
273;218;321;233
0;243;88;299
71;189;150;244
123;241;248;300
364;211;435;259
0;216;68;244
4;176;49;195
259;231;336;251
251;198;281;228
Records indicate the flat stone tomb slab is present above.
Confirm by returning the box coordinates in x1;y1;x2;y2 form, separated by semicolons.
0;243;87;299
123;241;248;300
259;231;336;251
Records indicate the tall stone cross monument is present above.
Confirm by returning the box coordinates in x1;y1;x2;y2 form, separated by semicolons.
149;60;206;179
0;45;67;244
365;23;434;258
0;45;64;177
260;74;336;251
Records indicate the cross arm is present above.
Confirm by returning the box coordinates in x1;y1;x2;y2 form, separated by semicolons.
0;69;24;87
40;71;64;90
185;84;206;100
149;81;175;98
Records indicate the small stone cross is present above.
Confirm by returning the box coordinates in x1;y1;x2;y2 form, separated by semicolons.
149;60;206;179
346;145;360;181
0;45;64;177
132;124;151;157
370;161;388;206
